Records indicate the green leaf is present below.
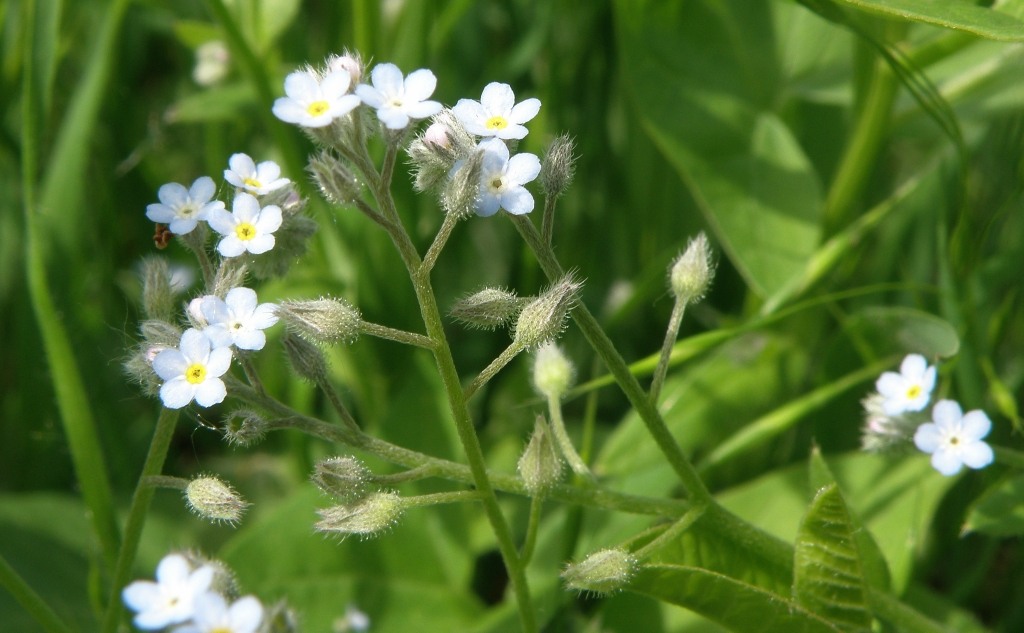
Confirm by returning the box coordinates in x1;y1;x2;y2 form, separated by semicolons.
164;82;257;124
964;473;1024;536
833;0;1024;42
793;452;891;632
842;306;960;358
616;0;823;298
223;0;301;52
630;565;841;633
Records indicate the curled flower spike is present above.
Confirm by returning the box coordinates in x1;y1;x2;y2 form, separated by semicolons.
145;176;224;235
272;69;361;128
224;153;290;195
200;287;279;351
453;82;541;140
475;138;541;217
355;63;443;130
208;192;283;257
914;399;994;476
122;553;215;630
875;353;937;416
153;329;232;409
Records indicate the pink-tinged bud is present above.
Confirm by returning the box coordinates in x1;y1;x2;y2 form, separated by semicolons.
423;123;450;148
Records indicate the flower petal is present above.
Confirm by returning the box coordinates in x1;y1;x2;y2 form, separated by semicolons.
207;208;237;235
404;69;438;101
913;423;941;453
960;441;994;470
320;70;353;99
250;304;279;329
370;62;404;96
509;97;541;124
505;153;541;185
160;378;196;409
255;206;283;233
932;399;963;428
272;98;311;124
233;330;266;351
152;349;188;381
480;82;515;113
194;378;227;407
225;287;258;317
179;329;211;363
930;449;964;476
232;192;261;222
961;410;992;441
244;234;276;254
206;346;234;377
499;186;535;215
900;353;927;379
157;182;189;207
217;236;246;258
283;71;318;100
229;596;264;632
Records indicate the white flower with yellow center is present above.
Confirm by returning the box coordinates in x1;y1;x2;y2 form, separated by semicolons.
153;329;232;409
145;176;225;235
875;353;936;415
272;69;361;128
174;592;263;633
474;138;541;217
355;62;442;130
914;400;994;476
453;82;541;140
224;153;290;195
200;287;279;351
208;192;283;257
122;553;215;629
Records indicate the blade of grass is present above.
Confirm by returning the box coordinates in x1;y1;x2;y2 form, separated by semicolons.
0;553;75;633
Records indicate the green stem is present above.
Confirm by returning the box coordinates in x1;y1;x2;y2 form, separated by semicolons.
464;341;526;400
541;194;558;246
519;495;544;565
547;394;594;482
632;503;706;561
0;553;75;633
101;409;180;633
316;376;361;432
649;297;687;405
421;212;460;274
143;475;189;490
509;214;711;505
401;490;483;508
867;587;953;633
358;321;435;350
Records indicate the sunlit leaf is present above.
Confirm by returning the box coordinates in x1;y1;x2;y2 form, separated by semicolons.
964;473;1024;536
834;0;1024;41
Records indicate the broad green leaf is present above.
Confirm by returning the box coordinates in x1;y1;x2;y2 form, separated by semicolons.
223;0;300;52
834;0;1024;42
616;0;823;298
631;565;841;633
794;452;890;631
164;82;257;123
964;473;1024;536
171;19;223;49
842;306;960;358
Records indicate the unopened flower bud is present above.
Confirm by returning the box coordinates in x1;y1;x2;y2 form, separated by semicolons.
141;257;175;321
309;151;363;205
212;260;249;298
408;110;478;192
562;548;637;595
193;40;230;87
222;409;268;447
312;456;371;504
860;392;919;453
514;274;583;349
187;296;209;329
532;342;575;399
125;320;183;394
140;319;182;348
315;491;403;538
325;51;363;86
423;123;449;148
540;134;576;199
441;148;485;218
278;297;361;345
669;233;714;304
282;331;328;383
449;287;523;330
262;600;301;633
185;476;249;525
518;415;563;494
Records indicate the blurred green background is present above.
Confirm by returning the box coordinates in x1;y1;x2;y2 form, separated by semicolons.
4;0;1024;631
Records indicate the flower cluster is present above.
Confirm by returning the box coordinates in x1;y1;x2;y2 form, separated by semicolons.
862;354;994;476
122;553;263;632
270;54;543;218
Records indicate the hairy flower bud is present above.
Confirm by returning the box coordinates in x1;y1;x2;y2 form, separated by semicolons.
449;287;524;330
325;51;363;85
278;297;361;345
222;409;268;447
562;548;637;595
141;256;175;321
315;492;403;538
408;109;477;193
441;148;485;219
282;331;328;383
312;456;372;504
532;342;575;399
309;151;363;205
669;233;714;304
540;134;576;199
514;274;583;349
124;320;183;394
518;415;563;494
185;476;249;525
211;260;249;298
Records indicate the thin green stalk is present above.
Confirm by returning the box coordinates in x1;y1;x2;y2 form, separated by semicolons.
0;553;75;633
421;212;460;274
541;193;557;246
101;409;180;633
509;214;711;505
649;297;687;405
547;394;594;482
632;504;706;561
867;587;953;633
316;376;362;432
143;475;189;490
401;490;483;508
22;0;120;575
519;495;544;565
464;341;526;400
358;321;435;349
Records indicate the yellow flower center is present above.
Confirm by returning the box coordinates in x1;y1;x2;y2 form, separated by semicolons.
307;100;329;116
490;177;504;191
209;627;232;633
235;222;257;241
485;115;508;130
243;176;262;189
905;385;921;400
185;363;207;385
179;203;198;218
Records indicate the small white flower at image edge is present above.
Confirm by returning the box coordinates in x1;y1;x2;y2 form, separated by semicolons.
174;592;264;633
152;329;232;409
474;138;541;217
145;176;225;235
453;82;541;140
207;192;283;257
875;353;937;416
355;62;443;130
121;553;215;630
200;287;279;351
272;69;361;128
224;153;290;195
914;399;994;476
